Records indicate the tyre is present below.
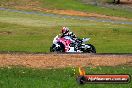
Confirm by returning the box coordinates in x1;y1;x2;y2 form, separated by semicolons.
50;44;56;52
50;42;65;52
84;44;96;53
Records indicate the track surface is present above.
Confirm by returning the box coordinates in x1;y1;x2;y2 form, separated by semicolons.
0;54;132;68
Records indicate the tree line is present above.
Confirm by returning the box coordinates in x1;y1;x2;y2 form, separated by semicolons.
113;0;120;4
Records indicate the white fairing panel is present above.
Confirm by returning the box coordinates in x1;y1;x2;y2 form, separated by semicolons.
67;47;76;52
85;45;91;48
53;35;59;44
82;38;90;43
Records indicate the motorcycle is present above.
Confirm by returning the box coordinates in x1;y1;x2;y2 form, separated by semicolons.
50;35;96;53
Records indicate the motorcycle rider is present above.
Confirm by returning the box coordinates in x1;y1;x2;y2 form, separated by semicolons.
69;32;77;40
61;27;82;50
61;27;77;41
69;32;82;50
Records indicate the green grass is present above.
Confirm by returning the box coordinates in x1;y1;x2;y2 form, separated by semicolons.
0;10;132;53
40;0;132;18
0;0;132;18
0;66;132;88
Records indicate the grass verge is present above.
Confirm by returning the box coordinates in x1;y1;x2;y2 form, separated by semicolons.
0;66;132;88
0;10;132;53
0;0;132;18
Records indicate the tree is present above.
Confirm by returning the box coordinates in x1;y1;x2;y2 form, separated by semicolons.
117;0;120;4
113;0;120;4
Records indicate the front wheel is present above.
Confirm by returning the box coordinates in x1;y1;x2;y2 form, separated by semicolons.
83;44;96;53
50;43;65;52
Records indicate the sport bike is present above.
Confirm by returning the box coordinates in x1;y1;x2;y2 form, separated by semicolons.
50;35;96;53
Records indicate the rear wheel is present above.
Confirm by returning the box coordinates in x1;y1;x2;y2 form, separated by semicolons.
84;44;96;53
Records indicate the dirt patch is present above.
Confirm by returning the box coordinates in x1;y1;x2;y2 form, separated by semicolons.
1;0;40;7
1;0;132;21
15;6;132;21
41;9;132;21
0;54;132;68
0;31;12;35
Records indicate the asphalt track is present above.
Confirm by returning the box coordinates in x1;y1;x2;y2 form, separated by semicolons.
0;7;132;25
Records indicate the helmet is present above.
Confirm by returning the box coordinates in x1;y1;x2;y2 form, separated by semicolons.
61;27;69;34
